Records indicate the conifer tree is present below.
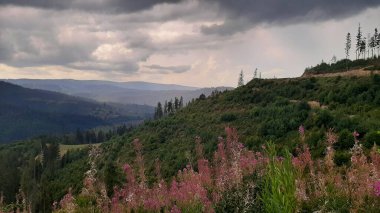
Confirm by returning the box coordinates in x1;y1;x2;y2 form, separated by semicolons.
154;102;163;119
238;70;244;87
360;39;366;59
179;96;184;108
374;28;379;56
356;23;362;59
253;68;258;79
174;97;179;110
164;101;168;116
167;100;173;114
370;35;376;58
345;32;351;60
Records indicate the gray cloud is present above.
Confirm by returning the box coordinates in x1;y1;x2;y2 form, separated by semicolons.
1;0;379;82
201;0;380;35
0;0;183;13
144;64;190;73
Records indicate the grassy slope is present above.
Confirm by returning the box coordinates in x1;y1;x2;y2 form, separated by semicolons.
59;143;101;157
99;75;380;182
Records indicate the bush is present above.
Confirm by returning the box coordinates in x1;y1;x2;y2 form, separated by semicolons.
220;113;237;122
334;130;355;150
364;130;380;149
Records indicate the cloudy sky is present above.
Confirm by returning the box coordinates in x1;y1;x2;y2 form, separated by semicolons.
0;0;379;87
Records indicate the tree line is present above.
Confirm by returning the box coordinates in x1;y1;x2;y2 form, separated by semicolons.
154;96;184;119
71;124;133;144
345;24;380;60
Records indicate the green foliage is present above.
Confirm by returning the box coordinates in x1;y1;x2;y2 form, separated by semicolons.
335;130;355;150
364;130;380;148
220;113;237;122
261;143;296;213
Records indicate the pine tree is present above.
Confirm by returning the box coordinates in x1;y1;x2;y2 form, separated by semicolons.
97;130;105;143
356;23;362;59
238;70;244;87
179;96;184;108
75;129;84;144
253;68;258;79
330;55;337;64
154;102;163;119
174;97;179;110
370;35;375;58
167;100;173;114
345;32;351;60
360;39;366;59
164;100;168;116
374;28;379;57
157;102;163;118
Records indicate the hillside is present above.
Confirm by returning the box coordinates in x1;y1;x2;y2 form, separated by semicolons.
4;79;232;106
1;75;380;211
101;75;380;178
0;81;154;143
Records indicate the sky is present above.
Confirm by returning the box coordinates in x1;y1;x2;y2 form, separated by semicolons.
0;0;380;87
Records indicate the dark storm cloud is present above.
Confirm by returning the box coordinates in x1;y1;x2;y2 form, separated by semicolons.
144;64;190;73
0;0;183;13
201;0;380;35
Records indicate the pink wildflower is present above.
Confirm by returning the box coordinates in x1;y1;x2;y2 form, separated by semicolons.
326;128;338;146
299;125;305;135
353;131;360;144
299;125;305;143
374;180;380;196
170;205;181;213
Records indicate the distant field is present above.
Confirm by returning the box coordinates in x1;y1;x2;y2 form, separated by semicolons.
59;143;101;157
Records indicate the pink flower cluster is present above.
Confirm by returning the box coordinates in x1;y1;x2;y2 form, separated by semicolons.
110;127;265;212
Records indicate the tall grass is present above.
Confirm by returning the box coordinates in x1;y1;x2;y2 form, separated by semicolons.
261;142;296;213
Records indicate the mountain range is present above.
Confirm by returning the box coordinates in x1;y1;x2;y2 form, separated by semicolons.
3;79;232;106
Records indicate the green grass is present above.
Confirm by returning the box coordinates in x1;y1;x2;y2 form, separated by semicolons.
59;143;100;157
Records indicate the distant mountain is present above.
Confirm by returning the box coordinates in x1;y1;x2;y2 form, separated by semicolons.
4;79;199;92
4;79;232;106
0;81;154;143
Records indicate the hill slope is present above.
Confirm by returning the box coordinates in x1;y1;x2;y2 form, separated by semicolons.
0;81;153;143
96;75;380;181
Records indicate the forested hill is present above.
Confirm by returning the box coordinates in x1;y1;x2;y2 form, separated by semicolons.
0;81;153;143
102;74;380;180
1;75;380;212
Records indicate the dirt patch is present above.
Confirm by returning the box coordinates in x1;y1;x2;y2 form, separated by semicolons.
302;69;380;78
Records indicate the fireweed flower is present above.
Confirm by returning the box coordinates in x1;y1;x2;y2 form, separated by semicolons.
299;125;305;136
374;181;380;196
299;125;305;143
353;131;360;144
